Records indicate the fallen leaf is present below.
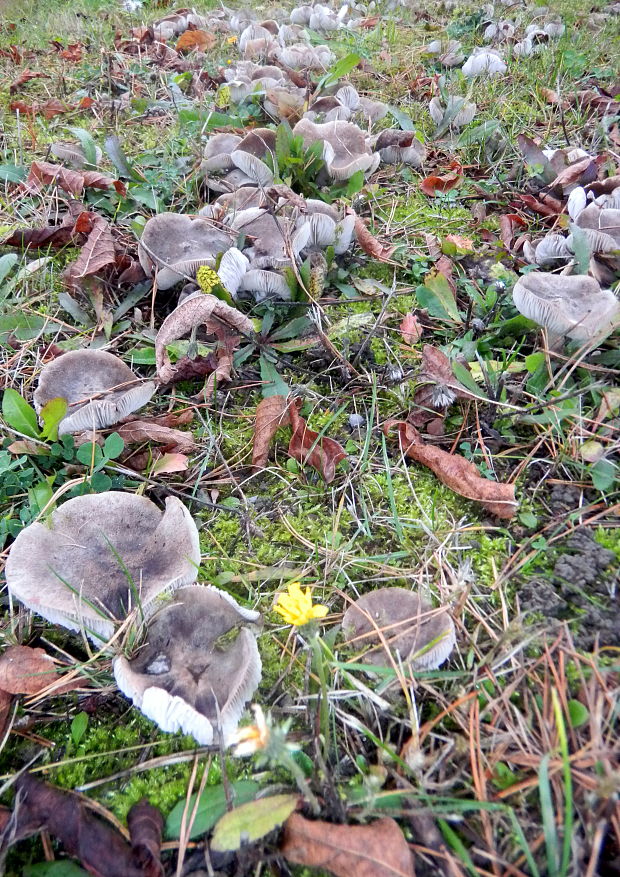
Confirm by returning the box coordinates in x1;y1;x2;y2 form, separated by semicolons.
176;29;216;52
212;795;299;852
386;420;517;518
151;453;189;474
399;313;423;345
3;209;93;250
514;193;562;218
116;420;198;453
39;98;71;119
9;99;35;115
0;646;58;695
444;233;474;253
0;773;155;877
288;401;347;484
348;208;396;262
20;162;125;198
252;395;290;469
127;798;164;877
59;43;83;62
549;156;600;191
281;813;415;877
0;691;13;741
9;69;50;93
117;260;147;285
420;167;462;197
67;214;116;281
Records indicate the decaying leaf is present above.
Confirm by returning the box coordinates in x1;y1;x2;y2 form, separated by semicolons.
348;208;396;262
116;420;198;453
3;209;92;250
20;162;126;198
288;401;347;484
252;394;291;469
399;313;423;345
385;420;517;518
9;69;50;93
420;166;462;197
281;813;415;877
0;773;160;877
151;453;189;474
0;645;60;695
126;798;164;876
65;214;116;283
176;29;217;52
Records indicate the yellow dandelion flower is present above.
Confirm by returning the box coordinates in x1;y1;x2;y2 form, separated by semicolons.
274;581;328;627
196;265;221;294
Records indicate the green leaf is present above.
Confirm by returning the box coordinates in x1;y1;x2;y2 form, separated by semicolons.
590;458;616;492
24;862;89;877
76;442;105;469
165;780;260;840
416;273;462;323
456;120;502;147
71;711;89;745
567;699;589;729
268;316;313;342
518;510;538;528
568;224;591;275
525;352;546;373
40;397;68;441
28;477;54;513
104;134;142;181
67;127;98;168
317;53;361;91
0;253;18;287
345;169;364;197
260;356;290;398
275;121;294;169
103;432;124;460
2;388;40;438
211;794;298;852
387;105;414;131
452;361;487;398
0;164;26;183
90;471;112;492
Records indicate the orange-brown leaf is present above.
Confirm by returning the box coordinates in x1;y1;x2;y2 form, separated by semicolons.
288;401;346;483
39;98;70;119
386;420;517;518
116;420;198;453
9;69;50;93
59;43;83;62
176;29;216;52
68;215;116;281
349;209;395;262
0;646;58;696
399;313;423;345
281;813;415;877
420;170;462;197
252;395;290;469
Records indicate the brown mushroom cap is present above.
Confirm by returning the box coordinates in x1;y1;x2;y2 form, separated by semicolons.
342;587;456;671
33;349;155;435
138;214;233;290
5;493;201;644
113;585;262;744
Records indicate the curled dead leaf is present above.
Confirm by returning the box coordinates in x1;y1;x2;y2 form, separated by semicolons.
385;420;517;518
348;208;396;262
116;420;198;454
420;166;463;197
9;70;50;93
281;813;415;877
288;401;346;483
399;313;423;345
252;395;291;469
0;645;77;697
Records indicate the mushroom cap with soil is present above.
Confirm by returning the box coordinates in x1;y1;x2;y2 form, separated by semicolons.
342;587;456;671
138;213;233;290
5;493;201;644
113;585;262;744
512;272;620;343
33;349;155;435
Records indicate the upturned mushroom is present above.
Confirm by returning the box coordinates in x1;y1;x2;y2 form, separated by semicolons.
34;349;155;435
374;129;426;167
429;96;477;129
5;493;201;643
342;588;456;671
512;272;620;344
113;585;262;744
293;119;380;180
462;48;506;77
138;214;233;290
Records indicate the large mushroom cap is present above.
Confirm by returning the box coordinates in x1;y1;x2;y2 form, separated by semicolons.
33;349;155;435
342;588;456;671
114;585;262;744
512;272;620;343
5;494;201;644
138;214;233;290
292;118;379;180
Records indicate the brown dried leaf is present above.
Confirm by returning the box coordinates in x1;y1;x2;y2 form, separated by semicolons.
252;395;291;469
399;313;423;346
386;420;517;518
348;209;396;262
127;798;164;877
549;156;600;191
281;813;415;877
0;691;13;741
151;453;189;474
420;168;462;197
1;773;150;876
0;646;58;695
58;43;83;62
176;29;216;52
20;162;125;198
288;401;346;484
69;214;116;280
39;98;70;119
116;420;198;453
9;69;50;93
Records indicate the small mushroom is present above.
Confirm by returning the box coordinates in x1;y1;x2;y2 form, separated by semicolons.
374;129;426;167
293;118;379;180
202;133;242;173
342;588;456;671
230;150;274;187
526;233;572;266
512;272;620;343
462;49;506;77
113;585;262;744
5;493;201;643
240;268;292;301
34;349;155;435
429;96;477;129
217;247;250;297
138;214;233;290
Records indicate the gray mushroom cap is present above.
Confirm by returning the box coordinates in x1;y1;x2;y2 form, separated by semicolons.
33;349;155;435
342;587;456;671
138;214;233;290
374;129;426;168
512;272;620;343
113;585;262;744
293;118;379;180
5;493;201;644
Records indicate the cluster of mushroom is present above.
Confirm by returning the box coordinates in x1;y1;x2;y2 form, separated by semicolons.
523;184;620;286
